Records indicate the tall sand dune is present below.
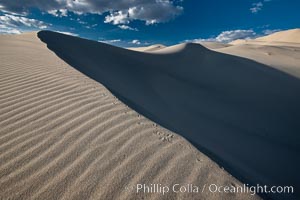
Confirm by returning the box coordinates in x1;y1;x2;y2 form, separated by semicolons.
230;29;300;47
197;42;232;49
128;44;166;52
0;33;260;200
217;44;300;78
229;39;248;45
37;31;300;199
255;29;300;43
129;42;231;52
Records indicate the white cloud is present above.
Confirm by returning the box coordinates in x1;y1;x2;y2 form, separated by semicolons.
76;18;89;26
104;10;129;25
0;13;48;34
0;0;183;26
48;9;68;17
185;38;215;43
118;25;138;31
0;14;48;29
125;4;183;25
0;25;21;34
262;29;281;35
98;39;121;44
84;24;97;29
185;29;257;43
185;28;281;44
250;2;263;13
250;0;271;13
131;39;141;45
215;30;256;42
56;31;79;36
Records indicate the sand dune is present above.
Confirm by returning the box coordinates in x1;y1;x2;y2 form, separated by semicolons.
197;42;232;49
229;39;247;45
230;29;300;47
216;44;300;78
36;31;300;199
255;28;300;43
221;29;300;78
129;42;231;52
0;33;260;200
128;44;166;52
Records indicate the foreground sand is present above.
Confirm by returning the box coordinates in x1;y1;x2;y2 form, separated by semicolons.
0;33;259;200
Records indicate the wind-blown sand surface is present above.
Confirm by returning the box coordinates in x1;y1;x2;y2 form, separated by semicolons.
129;42;230;52
36;30;300;200
197;42;232;49
0;33;260;200
255;29;300;44
128;44;166;52
229;29;300;47
216;44;300;78
221;30;300;77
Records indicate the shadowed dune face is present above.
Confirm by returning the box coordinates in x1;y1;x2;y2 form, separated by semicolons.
1;32;260;200
38;31;300;199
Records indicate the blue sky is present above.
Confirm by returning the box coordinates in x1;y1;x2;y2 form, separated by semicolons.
0;0;299;47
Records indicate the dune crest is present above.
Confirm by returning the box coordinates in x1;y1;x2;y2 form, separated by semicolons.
255;28;300;43
0;32;261;200
230;29;300;47
149;42;208;54
128;44;166;52
197;42;232;49
219;29;300;78
37;30;300;200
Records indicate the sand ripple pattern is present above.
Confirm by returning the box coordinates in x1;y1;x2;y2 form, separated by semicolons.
0;33;258;200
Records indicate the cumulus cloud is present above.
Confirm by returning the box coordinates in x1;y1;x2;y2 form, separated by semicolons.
48;9;68;17
131;39;141;44
215;30;256;42
0;0;183;25
102;1;184;25
0;25;21;34
0;13;48;34
0;14;47;28
186;29;257;43
104;10;130;25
